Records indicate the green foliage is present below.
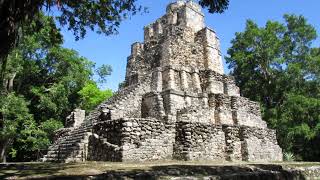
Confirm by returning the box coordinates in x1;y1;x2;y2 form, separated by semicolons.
198;0;229;13
118;81;126;90
0;93;33;141
40;119;64;138
227;14;320;161
0;93;37;161
96;64;113;84
78;82;113;112
284;152;296;162
0;14;113;162
0;0;143;68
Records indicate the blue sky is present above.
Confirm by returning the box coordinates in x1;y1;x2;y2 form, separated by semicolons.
59;0;320;91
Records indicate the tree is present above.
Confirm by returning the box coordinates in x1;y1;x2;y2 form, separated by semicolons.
96;64;113;85
0;14;113;162
226;14;320;161
78;82;113;112
198;0;229;13
0;93;34;162
0;0;142;89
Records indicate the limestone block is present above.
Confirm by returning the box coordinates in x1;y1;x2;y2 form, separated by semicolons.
121;118;175;162
179;1;205;32
184;96;192;106
224;82;240;97
198;28;224;74
174;70;181;91
192;72;202;93
177;106;215;124
174;122;226;161
166;11;178;25
231;96;267;128
151;69;162;92
222;126;242;161
202;27;218;48
153;20;163;35
241;127;283;162
166;1;185;15
162;91;185;115
206;47;224;74
141;92;165;118
162;68;176;90
215;109;234;125
180;71;188;91
66;109;85;128
131;42;144;57
207;80;224;94
144;25;154;41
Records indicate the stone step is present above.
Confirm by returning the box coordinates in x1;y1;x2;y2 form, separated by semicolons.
67;130;91;136
62;140;88;145
65;134;88;139
49;147;78;152
65;157;85;162
58;135;86;142
46;151;83;157
46;152;85;160
50;143;82;150
42;81;149;163
57;140;82;145
69;130;91;135
45;156;84;162
65;134;88;140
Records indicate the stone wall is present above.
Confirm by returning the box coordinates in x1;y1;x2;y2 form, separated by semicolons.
199;70;239;96
99;78;151;120
222;126;243;161
177;106;215;124
174;121;226;161
65;109;85;128
232;96;267;128
241;126;283;161
141;92;166;119
148;67;241;103
87;119;123;161
121;118;175;161
214;93;234;125
197;27;223;74
173;122;282;162
88;118;175;162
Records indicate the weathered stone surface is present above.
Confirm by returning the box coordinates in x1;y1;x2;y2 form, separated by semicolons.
65;109;85;128
43;1;282;163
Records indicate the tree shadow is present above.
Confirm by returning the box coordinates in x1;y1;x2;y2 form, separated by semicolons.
0;163;62;180
0;163;308;180
97;164;306;180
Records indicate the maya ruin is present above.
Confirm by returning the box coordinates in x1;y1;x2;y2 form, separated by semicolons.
43;1;283;163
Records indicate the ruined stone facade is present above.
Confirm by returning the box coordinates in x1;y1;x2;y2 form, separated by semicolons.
43;1;282;163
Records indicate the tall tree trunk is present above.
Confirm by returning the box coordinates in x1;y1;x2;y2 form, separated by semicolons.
7;72;16;92
0;140;8;163
0;56;8;93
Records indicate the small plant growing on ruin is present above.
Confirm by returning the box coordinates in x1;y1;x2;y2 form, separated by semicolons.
284;152;295;161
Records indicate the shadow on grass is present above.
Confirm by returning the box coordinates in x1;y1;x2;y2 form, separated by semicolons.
0;163;308;180
0;163;63;180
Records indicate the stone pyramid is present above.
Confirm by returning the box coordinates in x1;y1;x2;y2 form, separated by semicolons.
43;1;283;162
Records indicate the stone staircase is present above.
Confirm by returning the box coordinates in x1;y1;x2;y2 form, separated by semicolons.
42;78;151;162
42;121;93;162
